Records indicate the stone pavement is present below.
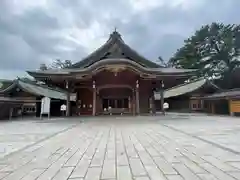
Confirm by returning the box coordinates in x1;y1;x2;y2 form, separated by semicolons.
0;119;76;159
0;115;240;179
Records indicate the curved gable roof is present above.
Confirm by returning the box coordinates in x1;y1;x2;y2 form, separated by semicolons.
70;31;161;68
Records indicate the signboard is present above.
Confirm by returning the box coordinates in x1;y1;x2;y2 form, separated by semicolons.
40;97;50;119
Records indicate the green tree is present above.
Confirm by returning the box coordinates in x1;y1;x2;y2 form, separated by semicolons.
51;59;72;69
157;56;171;67
39;63;48;71
169;23;240;86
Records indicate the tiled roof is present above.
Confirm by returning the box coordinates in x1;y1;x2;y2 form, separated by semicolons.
0;79;73;101
154;78;219;99
18;80;68;100
27;58;196;78
69;30;162;68
203;89;240;99
0;79;14;91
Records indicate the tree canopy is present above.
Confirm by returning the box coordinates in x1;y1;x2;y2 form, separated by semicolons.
169;23;240;87
39;63;48;71
51;59;72;69
39;59;72;70
157;56;171;67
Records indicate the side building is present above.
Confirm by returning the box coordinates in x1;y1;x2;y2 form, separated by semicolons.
154;78;220;113
203;89;240;116
0;79;73;119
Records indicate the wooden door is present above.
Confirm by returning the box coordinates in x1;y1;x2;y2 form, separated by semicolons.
77;88;93;115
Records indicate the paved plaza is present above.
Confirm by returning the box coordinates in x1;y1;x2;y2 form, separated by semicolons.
0;115;240;179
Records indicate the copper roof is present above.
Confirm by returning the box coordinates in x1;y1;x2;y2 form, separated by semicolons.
27;31;197;79
154;78;220;99
0;79;73;101
203;89;240;100
70;30;161;68
27;58;196;78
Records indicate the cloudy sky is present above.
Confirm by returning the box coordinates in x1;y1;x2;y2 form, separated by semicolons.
0;0;240;79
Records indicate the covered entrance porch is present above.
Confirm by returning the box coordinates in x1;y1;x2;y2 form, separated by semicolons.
75;69;141;116
98;85;134;115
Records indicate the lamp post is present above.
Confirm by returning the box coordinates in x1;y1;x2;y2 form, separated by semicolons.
160;80;165;115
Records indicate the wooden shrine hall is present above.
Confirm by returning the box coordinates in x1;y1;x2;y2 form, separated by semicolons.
27;30;196;116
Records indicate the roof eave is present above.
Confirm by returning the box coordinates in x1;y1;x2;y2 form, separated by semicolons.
0;80;18;93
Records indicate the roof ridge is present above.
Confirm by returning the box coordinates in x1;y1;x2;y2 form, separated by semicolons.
69;30;161;69
18;79;68;93
117;37;160;68
205;79;221;90
70;36;113;68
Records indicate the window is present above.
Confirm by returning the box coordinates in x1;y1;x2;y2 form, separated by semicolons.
23;106;36;113
192;104;197;109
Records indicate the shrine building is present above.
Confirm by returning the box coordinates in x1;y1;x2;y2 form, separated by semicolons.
26;30;196;116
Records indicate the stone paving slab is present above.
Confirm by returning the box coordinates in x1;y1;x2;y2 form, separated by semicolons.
0;115;240;179
0;119;77;159
161;115;240;154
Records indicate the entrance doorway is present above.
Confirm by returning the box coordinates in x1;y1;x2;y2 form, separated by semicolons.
98;86;133;115
102;98;129;109
76;88;93;115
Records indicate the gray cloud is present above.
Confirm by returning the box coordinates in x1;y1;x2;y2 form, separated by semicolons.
0;0;240;79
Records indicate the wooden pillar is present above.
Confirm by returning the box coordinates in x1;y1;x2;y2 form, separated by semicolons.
152;89;156;115
136;80;140;115
149;97;153;114
9;107;13;120
92;81;96;116
229;100;234;116
132;90;136;115
160;80;165;115
211;102;215;114
150;96;156;115
66;80;70;117
128;96;131;113
21;105;24;119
